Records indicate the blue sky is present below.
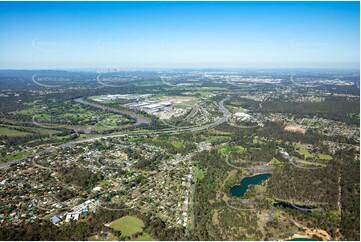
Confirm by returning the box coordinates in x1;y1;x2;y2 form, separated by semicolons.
0;1;359;69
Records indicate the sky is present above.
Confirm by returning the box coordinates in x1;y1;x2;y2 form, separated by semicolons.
0;1;359;69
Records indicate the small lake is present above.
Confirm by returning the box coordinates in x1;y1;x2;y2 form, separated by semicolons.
230;173;272;197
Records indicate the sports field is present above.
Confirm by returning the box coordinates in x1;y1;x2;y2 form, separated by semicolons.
218;145;245;154
109;216;144;237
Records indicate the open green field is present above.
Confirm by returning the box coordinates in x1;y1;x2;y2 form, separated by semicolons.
5;151;32;162
206;135;231;144
218;145;245;154
196;166;206;181
173;99;198;108
299;119;321;127
0;126;32;137
14;107;39;115
207;129;233;136
253;137;266;145
270;157;282;166
197;91;212;97
12;100;131;132
88;95;102;100
318;154;332;161
1;124;62;136
299;160;327;167
172;140;184;148
226;104;244;113
109;216;144;237
297;145;315;159
295;144;332;161
21;127;61;135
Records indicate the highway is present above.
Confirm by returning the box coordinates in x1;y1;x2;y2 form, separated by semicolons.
0;97;231;169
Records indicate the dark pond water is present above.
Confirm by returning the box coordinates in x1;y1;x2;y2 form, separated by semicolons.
230;173;272;197
288;238;315;241
273;200;316;211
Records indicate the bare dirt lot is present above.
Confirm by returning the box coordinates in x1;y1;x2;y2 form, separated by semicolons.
284;125;306;134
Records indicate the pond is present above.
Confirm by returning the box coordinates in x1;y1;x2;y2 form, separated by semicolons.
273;200;316;211
288;238;315;241
230;173;272;197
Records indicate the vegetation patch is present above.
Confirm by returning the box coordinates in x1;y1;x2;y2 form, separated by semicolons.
226;104;245;113
218;145;245;154
225;178;237;190
270;157;282;166
88;232;119;241
295;144;333;161
206;135;231;144
296;144;315;159
197;168;206;181
0;126;32;137
4;150;32;162
253;137;266;145
109;216;144;237
347;113;360;120
131;232;154;241
299;160;327;167
171;140;184;148
318;154;332;161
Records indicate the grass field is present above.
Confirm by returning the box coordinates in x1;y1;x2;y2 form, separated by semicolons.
296;145;315;159
129;135;188;151
318;154;332;161
226;104;244;113
22;127;62;135
131;232;154;241
88;95;102;100
206;135;231;143
109;216;144;237
299;160;327;167
207;129;233;136
14;107;39;115
1;124;62;136
197;91;212;97
218;145;245;154
172;140;184;148
0;126;32;137
270;157;282;166
13;100;131;132
196;167;206;181
252;137;266;145
5;151;32;162
296;144;332;161
174;100;197;108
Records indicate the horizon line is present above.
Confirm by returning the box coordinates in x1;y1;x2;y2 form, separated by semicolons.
0;67;360;72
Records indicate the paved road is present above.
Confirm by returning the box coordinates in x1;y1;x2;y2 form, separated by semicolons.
0;97;231;169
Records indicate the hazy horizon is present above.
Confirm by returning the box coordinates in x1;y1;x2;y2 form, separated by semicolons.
0;1;359;69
